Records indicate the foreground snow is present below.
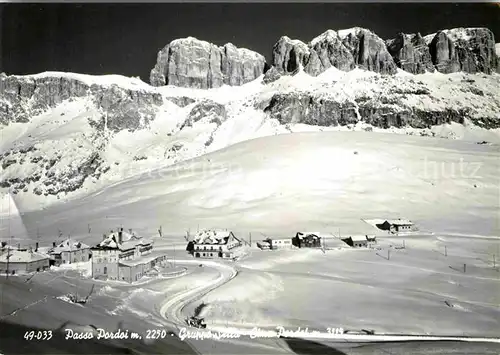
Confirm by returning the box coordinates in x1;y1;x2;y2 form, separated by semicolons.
1;69;500;213
4;130;498;243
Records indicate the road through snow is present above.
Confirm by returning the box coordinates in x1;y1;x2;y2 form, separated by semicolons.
159;259;237;325
157;258;500;352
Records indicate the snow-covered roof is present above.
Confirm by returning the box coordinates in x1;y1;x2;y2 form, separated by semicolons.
192;229;234;245
0;244;18;251
118;252;165;267
296;232;321;239
49;238;90;255
0;249;49;263
385;219;413;226
350;235;369;242
93;230;152;251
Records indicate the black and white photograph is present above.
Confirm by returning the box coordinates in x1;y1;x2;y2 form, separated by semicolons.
0;2;499;354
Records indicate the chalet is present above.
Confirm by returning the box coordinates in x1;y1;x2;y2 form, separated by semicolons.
256;240;271;250
376;219;414;233
257;237;292;250
292;232;322;248
0;245;50;275
48;238;91;266
91;228;166;283
342;235;375;248
190;229;242;259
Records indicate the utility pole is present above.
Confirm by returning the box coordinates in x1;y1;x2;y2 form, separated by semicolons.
388;249;391;260
249;232;252;246
493;254;496;269
463;263;466;273
403;240;405;249
445;245;447;257
6;236;13;280
70;237;77;301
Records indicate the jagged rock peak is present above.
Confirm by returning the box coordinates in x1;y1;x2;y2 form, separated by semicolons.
272;27;397;77
386;32;435;74
150;36;266;89
424;27;497;74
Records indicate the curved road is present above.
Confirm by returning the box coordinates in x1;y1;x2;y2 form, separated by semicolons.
159;259;237;326
158;258;500;348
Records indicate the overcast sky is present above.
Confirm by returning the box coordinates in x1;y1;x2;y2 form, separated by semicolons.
2;3;499;82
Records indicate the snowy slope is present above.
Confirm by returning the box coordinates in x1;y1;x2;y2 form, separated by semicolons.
5;131;499;244
1;69;500;212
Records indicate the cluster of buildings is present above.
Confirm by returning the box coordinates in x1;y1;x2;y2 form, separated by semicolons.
0;228;167;283
249;219;415;252
256;232;377;251
0;218;416;276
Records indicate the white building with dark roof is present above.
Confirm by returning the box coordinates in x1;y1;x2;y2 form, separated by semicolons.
0;247;50;275
48;238;91;266
91;228;166;283
257;237;293;250
377;219;415;233
189;229;242;259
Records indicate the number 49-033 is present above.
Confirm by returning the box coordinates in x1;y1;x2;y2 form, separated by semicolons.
24;330;53;341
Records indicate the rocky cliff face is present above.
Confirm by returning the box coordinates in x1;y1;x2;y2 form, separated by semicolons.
271;28;397;77
149;27;498;89
0;73;163;131
261;71;500;130
0;73;167;199
263;92;474;130
150;37;266;89
424;28;498;74
2;27;500;203
386;33;434;74
269;27;499;81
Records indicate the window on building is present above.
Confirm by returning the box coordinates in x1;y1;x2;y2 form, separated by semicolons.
103;266;107;274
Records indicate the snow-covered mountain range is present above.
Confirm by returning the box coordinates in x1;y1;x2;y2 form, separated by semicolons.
1;27;500;210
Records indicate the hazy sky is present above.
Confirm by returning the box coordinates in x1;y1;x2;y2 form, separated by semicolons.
2;3;499;82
